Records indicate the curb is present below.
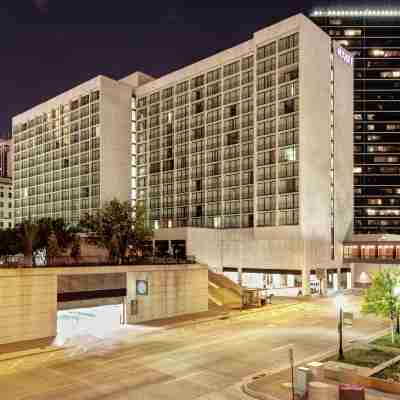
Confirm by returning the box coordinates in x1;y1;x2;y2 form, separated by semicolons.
0;345;68;364
241;327;391;400
159;301;301;330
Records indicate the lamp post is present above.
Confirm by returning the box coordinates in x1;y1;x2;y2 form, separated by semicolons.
335;292;344;361
393;286;400;335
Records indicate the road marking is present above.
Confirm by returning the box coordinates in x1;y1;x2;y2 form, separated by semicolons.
163;371;203;384
271;344;293;352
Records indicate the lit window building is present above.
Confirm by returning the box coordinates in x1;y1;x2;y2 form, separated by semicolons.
11;76;135;225
311;8;400;234
0;177;13;229
10;14;354;293
0;138;11;178
126;14;354;293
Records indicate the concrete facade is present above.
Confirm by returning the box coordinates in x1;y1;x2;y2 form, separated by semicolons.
0;264;208;346
0;138;12;178
130;14;354;289
0;269;57;345
126;266;208;323
12;76;132;225
0;176;13;228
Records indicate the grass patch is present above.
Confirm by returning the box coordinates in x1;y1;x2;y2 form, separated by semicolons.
372;334;400;349
326;347;397;369
374;361;400;382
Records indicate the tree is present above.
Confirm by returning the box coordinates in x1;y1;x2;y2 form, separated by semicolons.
16;220;39;266
47;232;60;265
0;228;23;263
80;199;152;264
362;269;400;343
129;203;153;258
70;236;81;262
35;218;77;264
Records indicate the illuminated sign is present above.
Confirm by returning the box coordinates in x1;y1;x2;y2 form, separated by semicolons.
336;46;353;65
136;280;148;295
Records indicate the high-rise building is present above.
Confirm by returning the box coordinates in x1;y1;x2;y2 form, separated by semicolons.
128;14;354;291
0;138;11;178
0;177;13;228
311;8;400;234
11;76;135;225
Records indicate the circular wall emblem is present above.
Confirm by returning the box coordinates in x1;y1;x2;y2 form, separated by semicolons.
136;280;148;295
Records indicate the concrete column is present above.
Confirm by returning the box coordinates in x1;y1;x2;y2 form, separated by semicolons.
238;267;243;287
337;267;341;290
302;268;310;295
152;239;155;256
350;263;355;289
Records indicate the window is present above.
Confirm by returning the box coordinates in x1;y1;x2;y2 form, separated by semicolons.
344;29;361;36
278;33;299;52
149;92;160;104
207;69;221;83
257;58;276;75
223;61;240;77
257;42;276;60
242;55;254;70
191;75;204;89
279;146;298;162
257;74;276;91
279;209;299;225
279;98;299;115
176;81;189;94
278;50;299;68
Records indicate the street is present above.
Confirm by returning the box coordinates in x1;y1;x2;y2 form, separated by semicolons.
1;297;388;400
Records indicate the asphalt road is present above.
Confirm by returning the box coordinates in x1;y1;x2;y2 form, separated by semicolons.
0;297;388;400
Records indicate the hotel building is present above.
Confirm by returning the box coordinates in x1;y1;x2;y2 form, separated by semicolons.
312;8;400;234
11;14;353;291
11;76;135;225
0;138;12;178
128;14;354;292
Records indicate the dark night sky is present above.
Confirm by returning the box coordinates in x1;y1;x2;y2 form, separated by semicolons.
0;0;398;136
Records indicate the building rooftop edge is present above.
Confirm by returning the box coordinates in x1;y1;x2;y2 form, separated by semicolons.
311;8;400;17
130;13;309;94
12;74;122;126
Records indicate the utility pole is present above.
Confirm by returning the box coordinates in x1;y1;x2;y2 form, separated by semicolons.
289;347;295;400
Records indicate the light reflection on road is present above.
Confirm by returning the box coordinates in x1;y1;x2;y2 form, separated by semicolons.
56;304;122;345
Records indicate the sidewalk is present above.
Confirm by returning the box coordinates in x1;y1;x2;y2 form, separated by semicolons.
139;296;304;331
242;348;397;400
243;367;398;400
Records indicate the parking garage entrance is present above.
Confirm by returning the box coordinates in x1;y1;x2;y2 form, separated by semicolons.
56;273;127;343
57;304;123;343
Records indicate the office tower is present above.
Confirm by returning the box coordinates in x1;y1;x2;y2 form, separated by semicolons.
312;8;400;234
12;76;133;225
127;14;354;290
0;176;13;228
0;139;11;178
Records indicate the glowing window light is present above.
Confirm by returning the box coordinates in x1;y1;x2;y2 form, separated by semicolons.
372;49;385;57
312;9;400;17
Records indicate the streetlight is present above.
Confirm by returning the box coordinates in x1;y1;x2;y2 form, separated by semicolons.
393;286;400;335
335;291;344;361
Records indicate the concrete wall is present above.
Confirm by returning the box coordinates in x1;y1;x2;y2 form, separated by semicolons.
57;272;126;310
100;76;132;204
126;265;208;323
299;18;332;271
0;264;208;345
0;269;57;345
333;42;354;258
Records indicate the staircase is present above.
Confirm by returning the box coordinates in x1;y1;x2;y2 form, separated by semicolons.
208;269;242;309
